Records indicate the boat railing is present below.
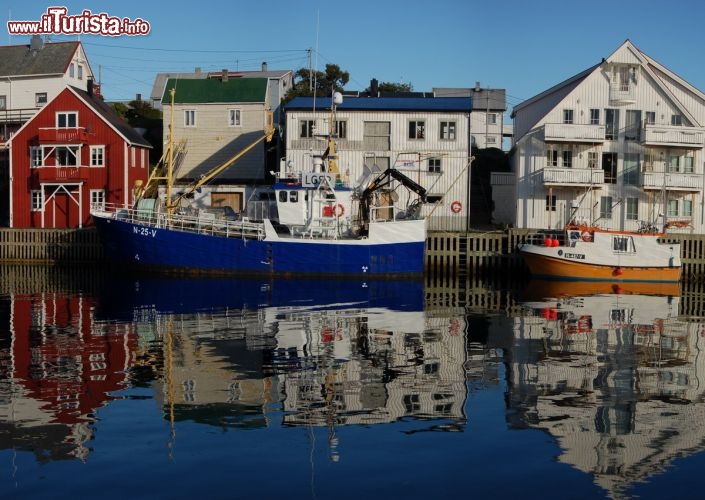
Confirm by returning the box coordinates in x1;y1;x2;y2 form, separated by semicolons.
96;204;266;240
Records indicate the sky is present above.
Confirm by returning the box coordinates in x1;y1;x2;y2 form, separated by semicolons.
4;0;705;116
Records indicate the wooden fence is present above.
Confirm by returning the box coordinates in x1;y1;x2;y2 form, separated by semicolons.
0;227;704;281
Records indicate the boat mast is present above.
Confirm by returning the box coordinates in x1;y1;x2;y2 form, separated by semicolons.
166;88;176;215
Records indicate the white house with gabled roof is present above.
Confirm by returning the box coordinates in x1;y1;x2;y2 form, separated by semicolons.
493;39;705;234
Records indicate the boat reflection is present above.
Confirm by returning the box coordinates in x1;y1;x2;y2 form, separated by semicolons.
509;279;705;496
521;278;681;301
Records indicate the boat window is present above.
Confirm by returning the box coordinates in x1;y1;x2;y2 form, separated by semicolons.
613;236;635;253
278;191;287;202
289;191;298;203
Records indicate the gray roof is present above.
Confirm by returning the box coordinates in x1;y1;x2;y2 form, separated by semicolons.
286;96;473;112
0;40;78;77
70;86;152;148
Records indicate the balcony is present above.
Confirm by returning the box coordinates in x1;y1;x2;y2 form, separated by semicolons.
543;123;606;143
34;166;90;183
542;167;604;187
38;127;89;144
642;124;705;148
640;171;703;192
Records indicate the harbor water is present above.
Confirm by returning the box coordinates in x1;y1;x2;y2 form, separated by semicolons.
0;266;702;499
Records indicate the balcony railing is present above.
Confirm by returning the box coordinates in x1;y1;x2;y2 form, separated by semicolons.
38;127;89;143
640;171;703;192
542;167;604;187
642;124;705;148
544;123;606;143
34;166;90;182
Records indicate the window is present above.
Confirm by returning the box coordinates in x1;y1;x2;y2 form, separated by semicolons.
30;146;42;167
228;109;241;127
667;199;679;217
408;120;425;139
56;146;78;166
562;150;572;168
626;197;639;220
486;136;496;144
623;153;639;185
335;120;347;139
671;114;683;126
684;199;693;217
428;157;441;174
440;121;456;140
90;190;105;210
625;110;641;141
69;63;75;78
184;109;196;127
563;109;574;124
31;191;43;211
618;66;631;92
684;155;694;173
600;196;613;219
605;108;619;140
289;191;298;203
57;112;78;128
545;195;556;212
300;119;315;138
90;146;105;167
613;235;635;253
0;95;6;110
547;147;558;167
602;152;617;184
667;155;680;173
587;151;598;168
487;113;497;125
646;111;656;125
589;109;600;125
131;147;136;167
35;92;47;106
77;65;83;80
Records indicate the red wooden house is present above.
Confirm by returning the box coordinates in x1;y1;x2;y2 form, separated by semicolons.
8;83;151;228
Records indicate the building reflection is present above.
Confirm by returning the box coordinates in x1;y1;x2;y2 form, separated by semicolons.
0;291;137;461
507;280;705;496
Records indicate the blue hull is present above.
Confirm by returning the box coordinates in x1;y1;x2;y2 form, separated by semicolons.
93;215;425;277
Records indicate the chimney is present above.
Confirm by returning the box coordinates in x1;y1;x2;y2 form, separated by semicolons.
370;78;379;97
136;93;142;101
222;69;228;82
29;34;43;53
87;78;93;97
474;81;481;92
261;62;268;72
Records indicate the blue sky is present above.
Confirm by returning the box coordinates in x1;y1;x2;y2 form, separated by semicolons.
4;1;705;115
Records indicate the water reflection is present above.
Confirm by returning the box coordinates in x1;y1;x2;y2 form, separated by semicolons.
512;279;705;497
5;267;705;497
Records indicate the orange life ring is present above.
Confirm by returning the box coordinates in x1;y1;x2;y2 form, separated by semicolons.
333;204;345;217
450;200;462;213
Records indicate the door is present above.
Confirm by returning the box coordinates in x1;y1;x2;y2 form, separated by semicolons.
211;192;243;215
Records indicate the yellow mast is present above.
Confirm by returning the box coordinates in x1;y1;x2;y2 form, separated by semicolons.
166;88;175;215
326;98;340;178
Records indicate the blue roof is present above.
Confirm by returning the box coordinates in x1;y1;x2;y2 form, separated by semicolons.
286;96;472;112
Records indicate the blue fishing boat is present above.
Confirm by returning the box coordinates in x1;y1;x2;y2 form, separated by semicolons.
91;91;428;276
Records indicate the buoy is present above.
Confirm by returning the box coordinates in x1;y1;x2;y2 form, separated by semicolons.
613;267;624;276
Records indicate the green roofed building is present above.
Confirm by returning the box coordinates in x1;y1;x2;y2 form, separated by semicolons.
160;75;275;216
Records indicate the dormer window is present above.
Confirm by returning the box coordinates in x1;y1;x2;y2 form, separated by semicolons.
77;65;83;80
69;63;75;78
35;92;47;107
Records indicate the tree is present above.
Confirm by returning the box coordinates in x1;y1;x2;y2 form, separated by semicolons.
283;63;350;103
378;81;413;93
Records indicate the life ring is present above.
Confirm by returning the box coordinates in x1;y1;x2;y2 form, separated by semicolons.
450;200;462;213
333;204;345;217
581;231;592;242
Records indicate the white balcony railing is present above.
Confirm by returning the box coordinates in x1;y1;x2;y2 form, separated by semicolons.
542;167;604;186
642;124;705;147
641;171;703;192
544;123;606;143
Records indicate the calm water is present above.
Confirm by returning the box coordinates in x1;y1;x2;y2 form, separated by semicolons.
0;266;703;499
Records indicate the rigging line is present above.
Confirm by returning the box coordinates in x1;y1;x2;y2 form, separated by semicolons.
83;41;309;54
